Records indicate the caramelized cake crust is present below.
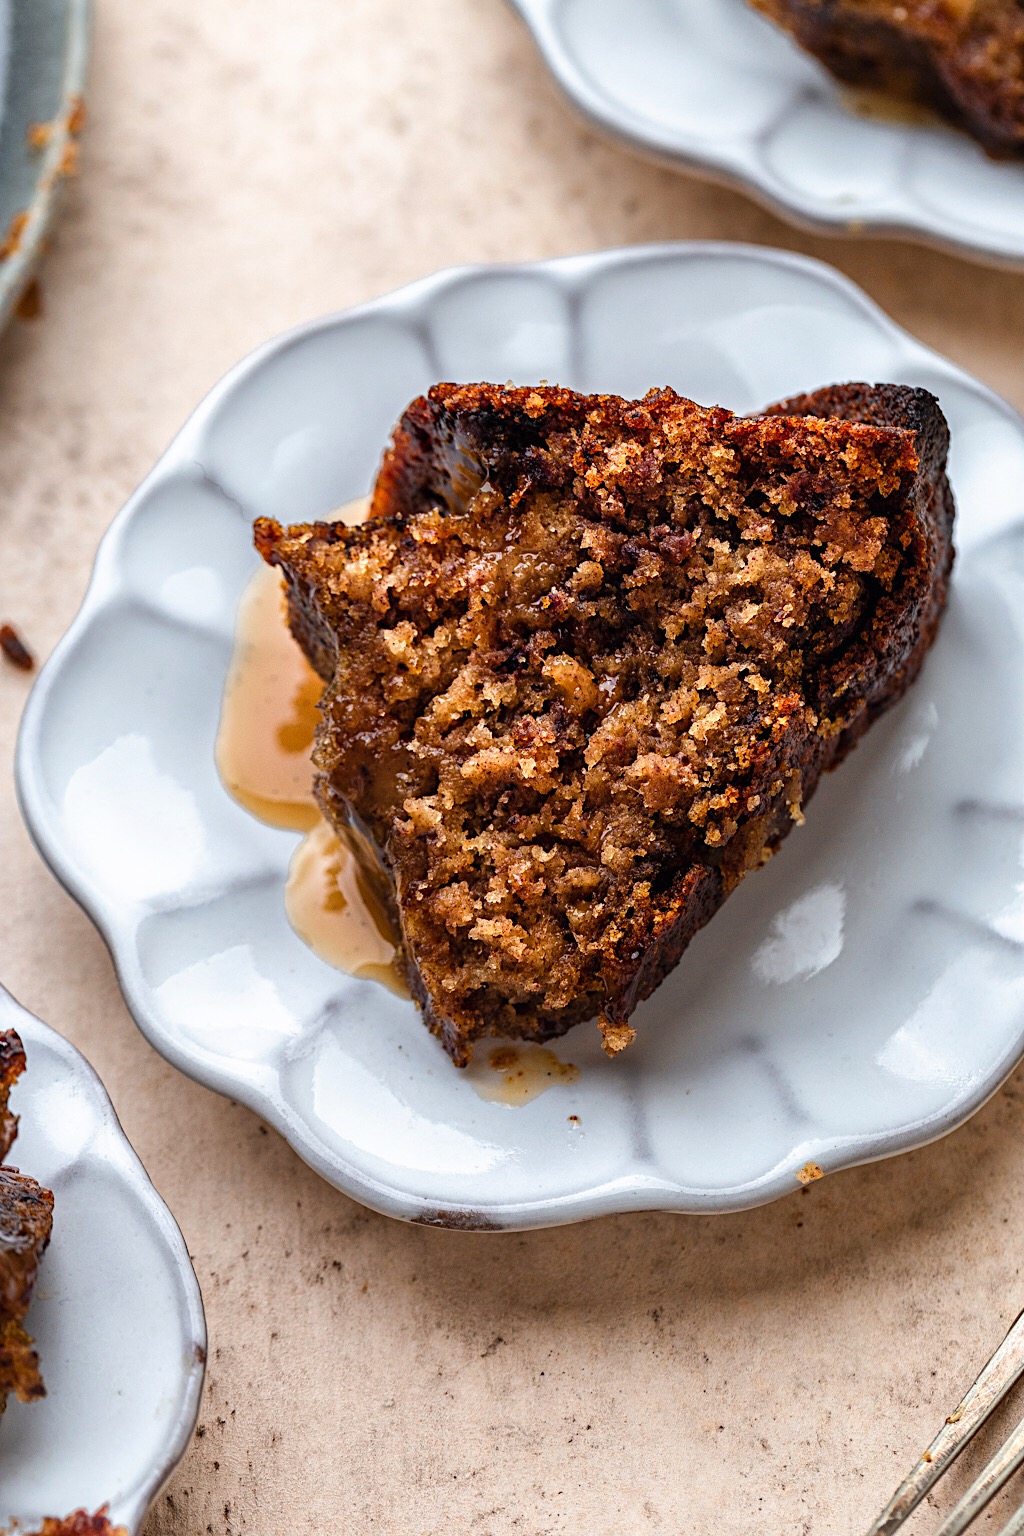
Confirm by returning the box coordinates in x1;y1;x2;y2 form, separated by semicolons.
0;1029;26;1162
0;1164;53;1411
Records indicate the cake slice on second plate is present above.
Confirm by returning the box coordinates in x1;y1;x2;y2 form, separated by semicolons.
0;1166;53;1414
256;381;954;1065
0;1029;54;1416
751;0;1024;158
0;1026;26;1160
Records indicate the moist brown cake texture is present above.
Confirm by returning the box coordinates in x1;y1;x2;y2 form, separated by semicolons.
0;1163;53;1412
256;380;954;1065
0;1030;53;1415
0;1028;26;1162
751;0;1024;157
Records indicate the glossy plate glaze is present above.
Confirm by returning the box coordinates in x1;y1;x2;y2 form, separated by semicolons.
0;0;90;331
0;987;205;1532
510;0;1024;270
15;242;1024;1229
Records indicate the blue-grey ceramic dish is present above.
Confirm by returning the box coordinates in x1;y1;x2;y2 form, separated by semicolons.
0;0;90;331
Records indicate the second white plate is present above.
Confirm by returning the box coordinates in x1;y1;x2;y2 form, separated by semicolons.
511;0;1024;269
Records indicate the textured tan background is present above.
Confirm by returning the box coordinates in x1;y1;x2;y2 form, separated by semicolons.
3;2;1024;1531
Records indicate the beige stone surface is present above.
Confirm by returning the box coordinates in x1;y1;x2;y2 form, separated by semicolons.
3;2;1024;1531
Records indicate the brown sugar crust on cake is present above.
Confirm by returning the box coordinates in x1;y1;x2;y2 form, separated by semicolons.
0;1164;53;1411
256;380;954;1065
0;1029;26;1162
751;0;1024;157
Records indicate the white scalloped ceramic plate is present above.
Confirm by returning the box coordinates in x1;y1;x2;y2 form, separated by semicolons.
0;987;205;1532
510;0;1024;269
15;242;1024;1229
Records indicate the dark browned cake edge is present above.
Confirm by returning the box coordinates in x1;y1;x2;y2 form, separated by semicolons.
606;381;955;1036
0;1030;53;1416
0;1029;26;1163
764;381;955;744
751;0;1024;158
0;1164;53;1413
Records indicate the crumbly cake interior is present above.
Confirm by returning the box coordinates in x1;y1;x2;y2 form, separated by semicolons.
257;383;952;1063
751;0;1024;156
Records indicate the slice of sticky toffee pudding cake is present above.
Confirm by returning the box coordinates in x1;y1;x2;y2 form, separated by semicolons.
0;1165;53;1413
751;0;1024;159
0;1028;26;1162
255;381;954;1065
0;1029;54;1415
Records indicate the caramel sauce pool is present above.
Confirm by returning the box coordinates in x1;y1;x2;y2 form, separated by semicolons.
467;1044;580;1106
216;495;407;996
841;83;945;130
286;819;406;995
215;560;323;832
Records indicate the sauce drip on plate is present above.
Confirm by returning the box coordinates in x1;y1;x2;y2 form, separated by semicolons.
286;819;408;997
467;1044;580;1106
841;83;945;129
216;560;322;832
216;495;407;996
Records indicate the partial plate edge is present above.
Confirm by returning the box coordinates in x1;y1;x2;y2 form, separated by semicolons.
0;0;91;334
0;984;206;1533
